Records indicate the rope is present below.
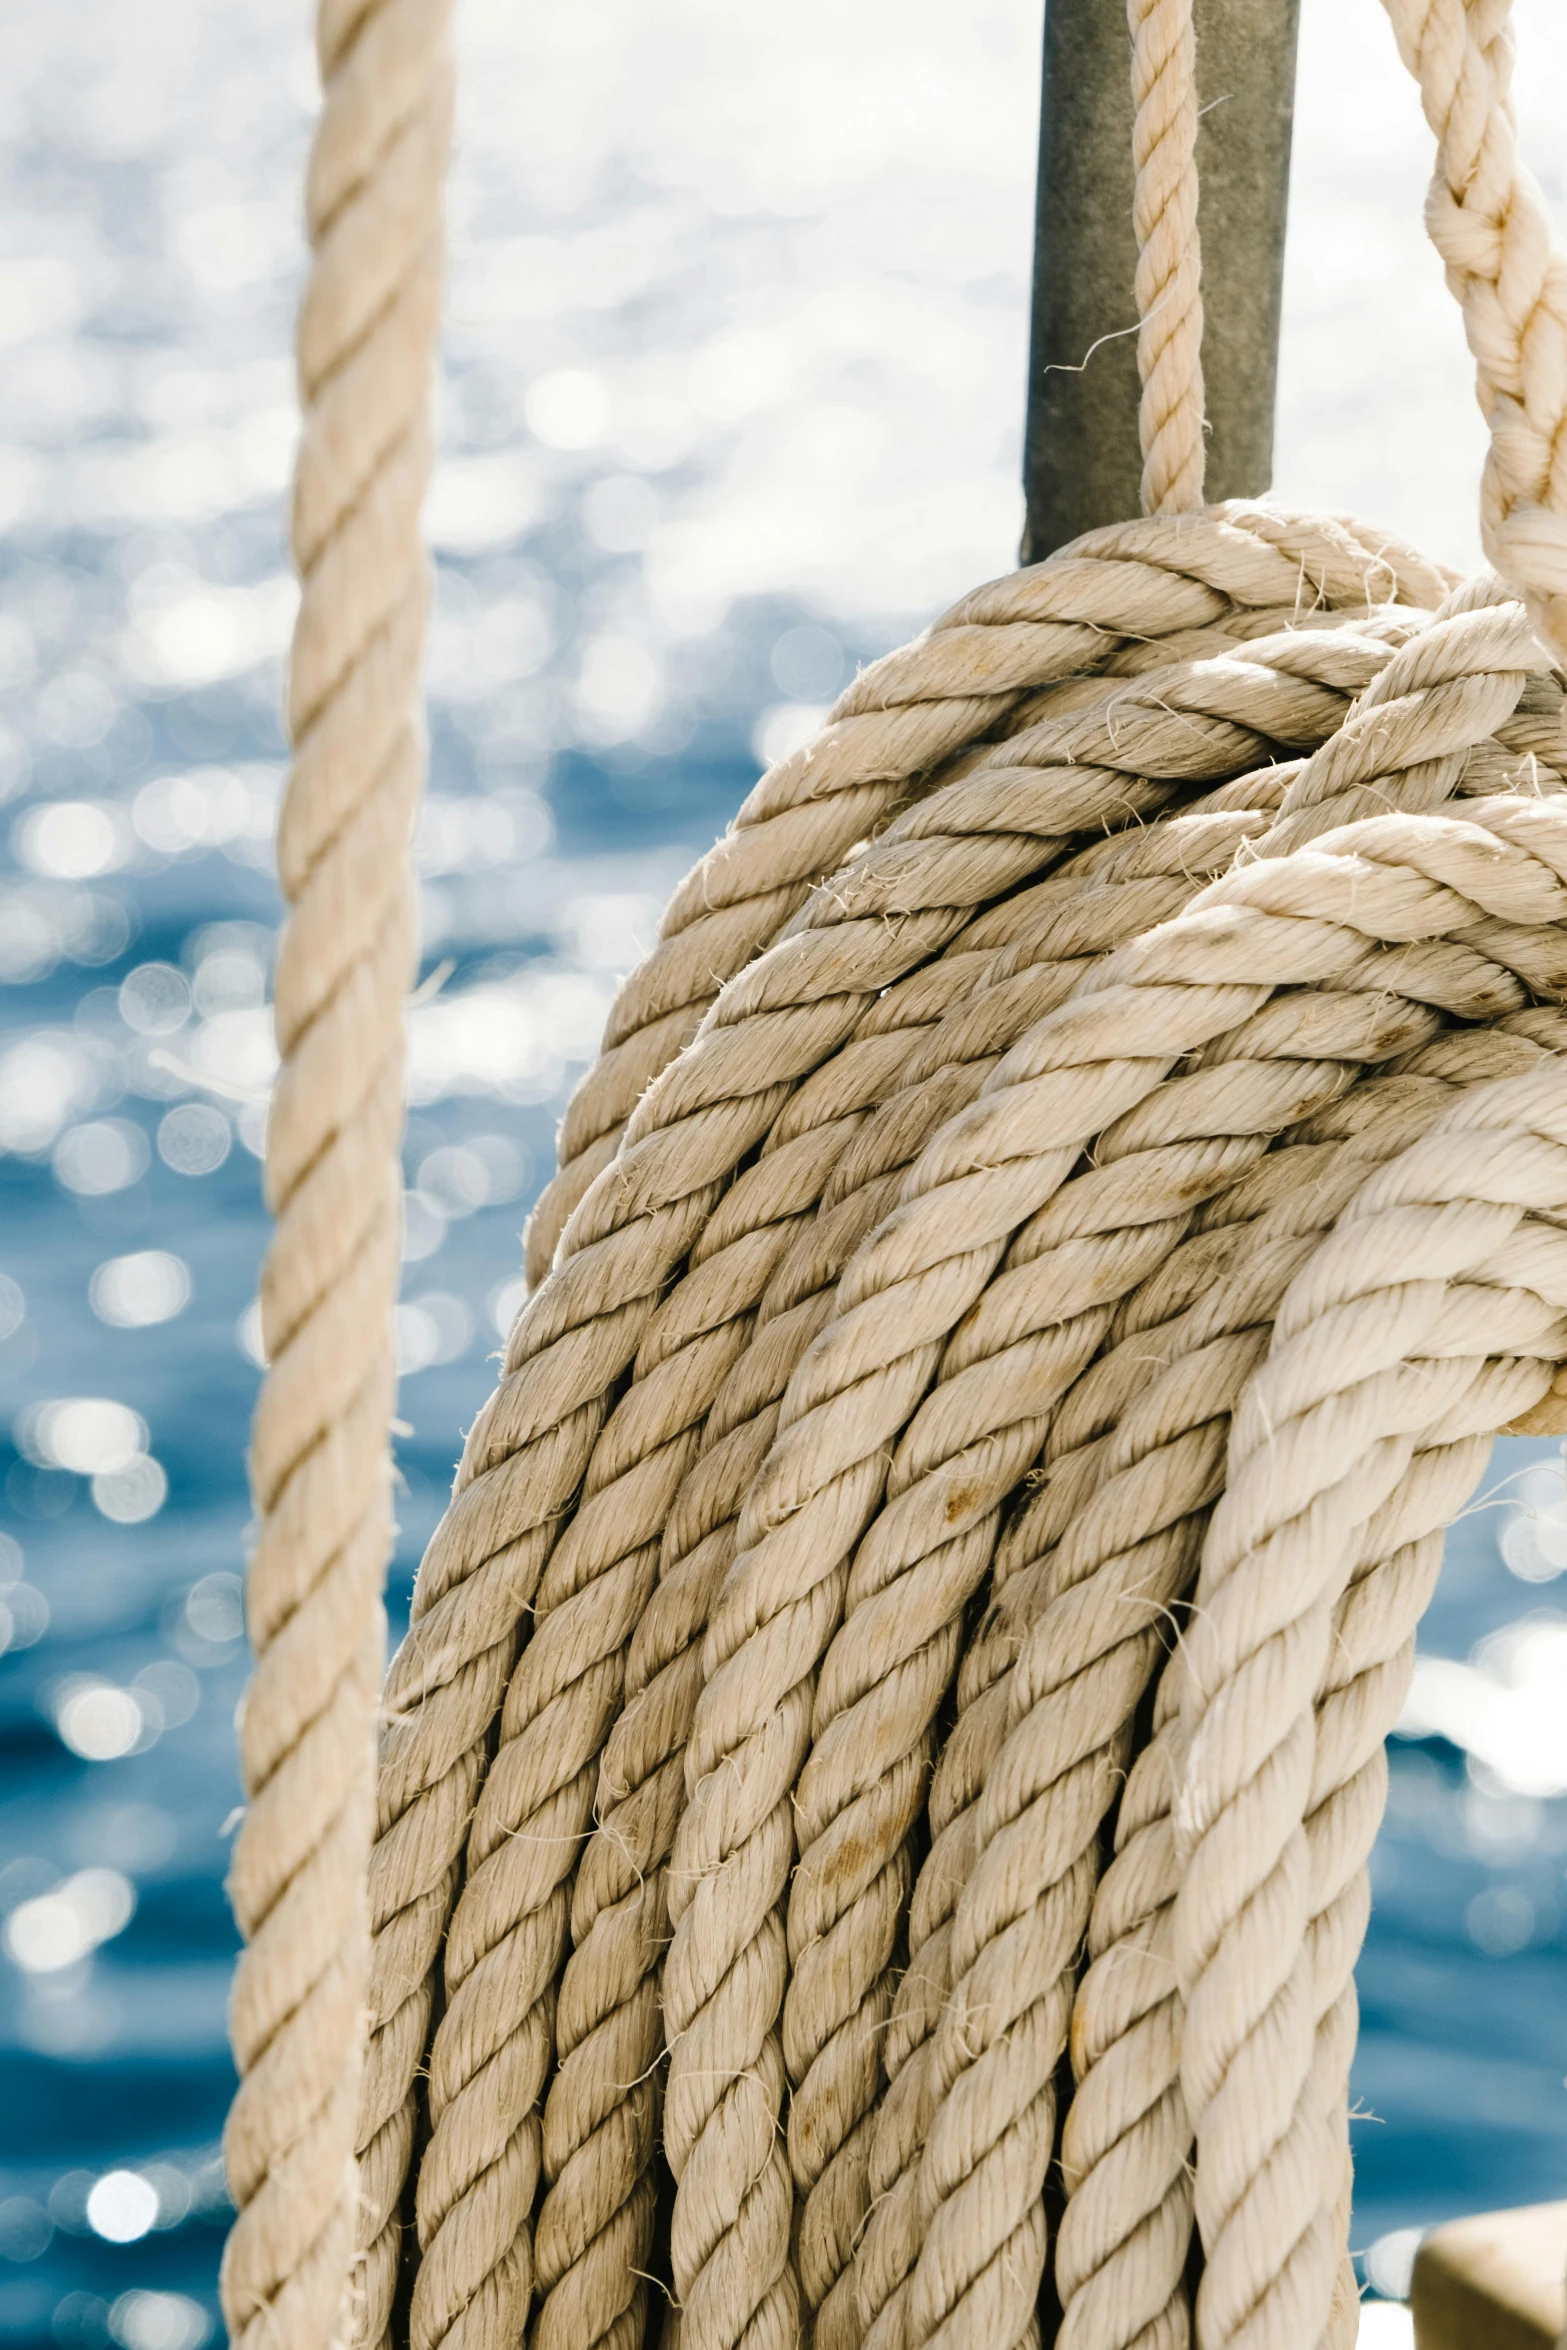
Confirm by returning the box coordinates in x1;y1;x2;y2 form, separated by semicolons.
844;816;1567;2350
222;6;452;2350
1130;0;1205;513
845;584;1553;2350
1379;0;1567;668
891;1015;1567;2350
388;620;1564;2344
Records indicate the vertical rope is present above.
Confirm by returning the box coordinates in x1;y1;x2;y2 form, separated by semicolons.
1129;0;1206;513
1379;0;1567;664
220;7;453;2348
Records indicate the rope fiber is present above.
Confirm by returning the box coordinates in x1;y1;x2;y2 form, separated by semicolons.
222;3;1567;2349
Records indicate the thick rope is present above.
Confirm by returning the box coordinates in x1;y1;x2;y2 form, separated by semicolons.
855;1049;1511;2350
931;1017;1567;2350
835;801;1567;2348
1048;1108;1567;2350
223;7;452;2350
1130;0;1205;514
844;593;1561;2350
737;602;1538;2350
1056;1391;1531;2350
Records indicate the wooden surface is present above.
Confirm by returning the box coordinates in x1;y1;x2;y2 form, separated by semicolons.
1411;2200;1567;2350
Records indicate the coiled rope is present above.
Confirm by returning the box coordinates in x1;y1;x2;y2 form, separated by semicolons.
223;3;1567;2350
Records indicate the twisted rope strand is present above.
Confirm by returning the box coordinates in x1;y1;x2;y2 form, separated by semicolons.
361;574;1564;2350
536;833;1224;2350
651;644;1492;2347
349;533;1552;2350
1130;0;1205;513
1039;1018;1567;2350
440;632;1358;2350
222;8;452;2350
890;801;1567;2347
869;1051;1544;2350
769;607;1537;2349
1380;0;1567;660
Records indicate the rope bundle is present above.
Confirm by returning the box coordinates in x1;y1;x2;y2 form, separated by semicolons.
367;543;1567;2350
221;4;1567;2350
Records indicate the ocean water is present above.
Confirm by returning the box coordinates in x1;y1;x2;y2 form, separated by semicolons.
2;3;1567;2347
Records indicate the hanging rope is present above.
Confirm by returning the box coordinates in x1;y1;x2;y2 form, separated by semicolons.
1129;0;1205;514
1381;0;1567;668
223;2;1567;2349
222;6;452;2350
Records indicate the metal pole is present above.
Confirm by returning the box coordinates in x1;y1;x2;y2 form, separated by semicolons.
1020;0;1302;564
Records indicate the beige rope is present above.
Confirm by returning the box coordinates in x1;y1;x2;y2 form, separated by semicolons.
223;6;452;2350
840;803;1567;2350
842;590;1557;2350
764;602;1541;2350
700;780;1541;2340
365;569;1566;2350
1130;0;1205;513
866;1109;1408;2350
1380;0;1567;665
1055;1402;1529;2350
1054;1109;1567;2350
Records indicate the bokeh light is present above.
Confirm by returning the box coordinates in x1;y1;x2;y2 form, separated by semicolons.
89;1251;192;1328
85;2173;158;2246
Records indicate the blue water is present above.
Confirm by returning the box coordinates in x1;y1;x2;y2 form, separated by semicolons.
4;5;1567;2347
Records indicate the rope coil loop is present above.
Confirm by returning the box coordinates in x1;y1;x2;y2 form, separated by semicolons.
224;3;1567;2349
